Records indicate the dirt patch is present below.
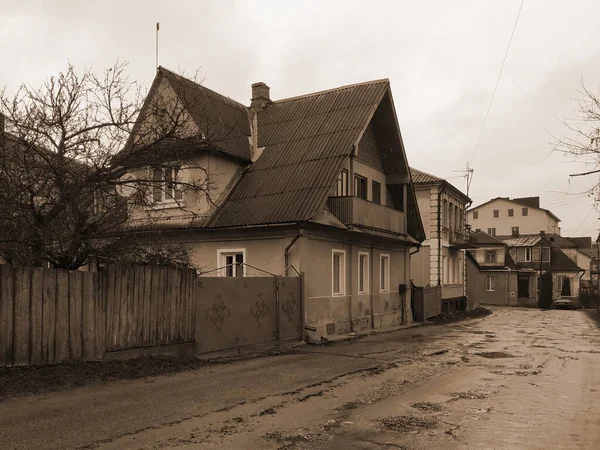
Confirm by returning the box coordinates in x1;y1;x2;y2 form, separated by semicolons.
0;356;209;402
428;307;493;325
377;414;438;432
411;401;444;412
475;351;516;359
451;389;489;400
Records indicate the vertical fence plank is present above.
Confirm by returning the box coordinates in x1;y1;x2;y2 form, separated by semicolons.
189;270;197;342
134;266;144;347
182;270;190;342
13;267;31;366
142;266;152;346
178;269;187;342
0;266;15;367
69;271;83;360
112;266;121;350
30;268;43;366
104;266;114;351
171;268;180;342
156;267;164;344
126;266;135;348
118;266;129;349
42;269;57;365
82;272;95;361
150;266;160;346
164;268;173;342
95;271;106;360
55;270;70;363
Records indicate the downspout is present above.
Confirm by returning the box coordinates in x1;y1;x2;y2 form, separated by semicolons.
437;184;447;286
284;228;303;276
464;199;473;301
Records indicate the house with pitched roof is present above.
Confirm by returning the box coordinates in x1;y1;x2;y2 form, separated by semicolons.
467;196;560;237
466;231;517;306
123;67;425;339
409;168;473;311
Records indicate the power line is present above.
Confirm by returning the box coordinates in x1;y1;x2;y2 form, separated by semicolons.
570;207;595;235
469;0;525;164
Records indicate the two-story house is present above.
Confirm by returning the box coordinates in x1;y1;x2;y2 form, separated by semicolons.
466;231;517;306
467;196;561;237
122;67;426;340
409;168;472;309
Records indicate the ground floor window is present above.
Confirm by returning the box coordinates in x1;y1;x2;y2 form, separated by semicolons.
217;249;245;277
358;252;369;294
380;254;390;292
486;275;495;292
332;249;346;296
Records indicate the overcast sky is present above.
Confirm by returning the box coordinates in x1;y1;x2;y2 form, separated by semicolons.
3;0;600;237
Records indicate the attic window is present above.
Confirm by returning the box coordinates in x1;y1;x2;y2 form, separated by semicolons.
522;208;529;216
473;211;479;220
152;167;183;204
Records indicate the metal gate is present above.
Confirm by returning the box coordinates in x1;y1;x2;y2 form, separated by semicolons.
196;264;303;354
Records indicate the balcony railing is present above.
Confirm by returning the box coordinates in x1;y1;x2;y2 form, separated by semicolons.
327;196;407;235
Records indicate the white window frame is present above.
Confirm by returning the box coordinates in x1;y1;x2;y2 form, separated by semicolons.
487;228;496;236
332;249;346;296
556;275;567;292
380;254;390;293
486;275;495;292
358;252;370;294
484;250;497;264
524;247;532;262
217;248;246;277
151;166;184;207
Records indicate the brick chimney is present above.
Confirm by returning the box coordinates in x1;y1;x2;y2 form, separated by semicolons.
250;82;270;111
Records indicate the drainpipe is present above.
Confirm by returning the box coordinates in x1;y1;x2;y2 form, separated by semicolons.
437;184;447;286
464;199;473;299
284;228;303;276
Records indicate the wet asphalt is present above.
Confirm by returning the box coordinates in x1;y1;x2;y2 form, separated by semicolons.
1;306;600;449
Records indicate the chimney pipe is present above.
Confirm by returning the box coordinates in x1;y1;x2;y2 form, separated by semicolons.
251;82;271;111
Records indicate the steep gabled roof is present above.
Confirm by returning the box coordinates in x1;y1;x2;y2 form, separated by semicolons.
158;67;252;162
208;79;390;228
552;249;584;272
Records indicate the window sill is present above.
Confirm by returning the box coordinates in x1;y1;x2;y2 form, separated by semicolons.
380;289;389;294
358;291;369;296
332;292;345;297
148;201;185;211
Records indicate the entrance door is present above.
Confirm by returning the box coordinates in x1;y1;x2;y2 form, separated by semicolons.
518;274;529;298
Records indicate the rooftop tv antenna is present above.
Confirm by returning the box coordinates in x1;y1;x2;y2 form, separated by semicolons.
453;162;475;198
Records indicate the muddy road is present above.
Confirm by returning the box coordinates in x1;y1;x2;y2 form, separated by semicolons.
2;307;600;449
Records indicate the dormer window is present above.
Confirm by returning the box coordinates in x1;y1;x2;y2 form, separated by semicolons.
152;167;183;204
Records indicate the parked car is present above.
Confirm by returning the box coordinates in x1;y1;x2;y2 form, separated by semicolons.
554;295;581;310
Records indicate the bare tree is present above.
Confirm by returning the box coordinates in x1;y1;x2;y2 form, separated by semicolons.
552;82;600;190
0;62;232;269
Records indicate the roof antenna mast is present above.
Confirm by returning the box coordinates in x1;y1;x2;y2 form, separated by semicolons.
452;161;475;198
155;22;160;70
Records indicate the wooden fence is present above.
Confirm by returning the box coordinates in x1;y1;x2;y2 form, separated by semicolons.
0;264;196;367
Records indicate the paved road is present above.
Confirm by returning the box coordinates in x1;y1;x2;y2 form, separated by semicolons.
2;307;600;449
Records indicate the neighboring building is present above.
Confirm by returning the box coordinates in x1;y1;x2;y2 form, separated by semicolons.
469;231;585;305
566;236;595;282
123;67;426;340
467;196;560;237
409;168;472;308
466;231;517;307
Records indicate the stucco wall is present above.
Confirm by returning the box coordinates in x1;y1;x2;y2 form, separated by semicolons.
467;257;511;305
300;235;410;337
468;198;560;236
409;245;430;287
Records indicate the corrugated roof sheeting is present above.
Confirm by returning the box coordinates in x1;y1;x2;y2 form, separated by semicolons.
502;236;542;247
160;68;251;162
209;80;389;228
410;167;443;184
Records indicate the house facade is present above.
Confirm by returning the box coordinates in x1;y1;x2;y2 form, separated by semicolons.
409;168;472;308
123;67;426;340
467;197;560;237
468;231;585;305
466;232;517;306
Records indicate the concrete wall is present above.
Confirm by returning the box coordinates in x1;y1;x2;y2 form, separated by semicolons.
468;198;560;235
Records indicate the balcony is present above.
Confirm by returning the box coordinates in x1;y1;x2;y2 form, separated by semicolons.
449;230;477;249
327;196;407;235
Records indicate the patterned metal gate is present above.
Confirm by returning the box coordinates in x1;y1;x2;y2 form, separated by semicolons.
196;264;303;354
